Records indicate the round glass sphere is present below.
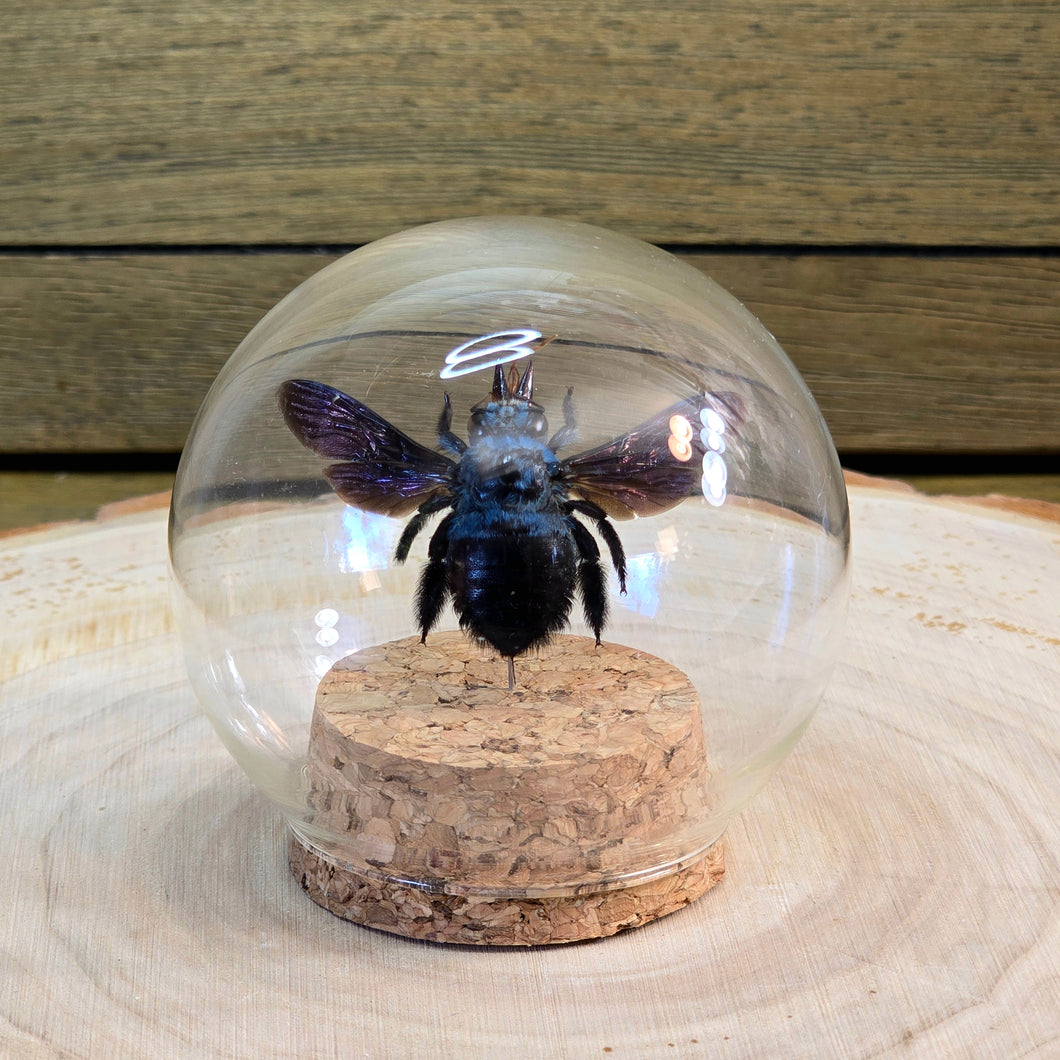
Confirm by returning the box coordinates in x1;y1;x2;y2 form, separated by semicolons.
169;216;849;900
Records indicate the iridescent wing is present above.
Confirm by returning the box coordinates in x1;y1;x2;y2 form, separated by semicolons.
278;379;456;517
561;391;746;518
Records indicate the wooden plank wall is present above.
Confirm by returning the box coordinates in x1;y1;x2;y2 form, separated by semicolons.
1;1;1058;528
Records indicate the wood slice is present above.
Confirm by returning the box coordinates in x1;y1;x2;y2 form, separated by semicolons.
1;479;1058;1057
292;633;720;944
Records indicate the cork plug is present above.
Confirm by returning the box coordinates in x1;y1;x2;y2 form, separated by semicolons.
290;632;724;945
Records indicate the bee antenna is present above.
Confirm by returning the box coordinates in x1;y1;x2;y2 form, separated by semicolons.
515;360;534;402
491;364;509;401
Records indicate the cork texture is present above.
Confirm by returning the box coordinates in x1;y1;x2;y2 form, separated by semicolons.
289;836;724;945
293;632;722;943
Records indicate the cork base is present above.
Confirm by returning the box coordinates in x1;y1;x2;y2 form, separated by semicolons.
289;834;724;945
293;632;722;944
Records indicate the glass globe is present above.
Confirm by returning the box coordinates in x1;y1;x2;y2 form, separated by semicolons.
169;217;849;928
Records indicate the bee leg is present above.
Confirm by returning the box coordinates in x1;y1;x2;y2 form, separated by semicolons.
568;516;608;644
566;499;627;593
547;386;578;451
414;513;454;641
506;656;516;691
395;495;453;562
437;393;467;456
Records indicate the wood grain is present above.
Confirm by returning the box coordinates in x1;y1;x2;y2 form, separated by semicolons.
2;252;1058;454
0;481;1057;1056
2;1;1058;246
0;253;318;453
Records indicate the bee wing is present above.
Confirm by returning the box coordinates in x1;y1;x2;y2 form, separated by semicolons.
278;379;456;517
562;391;746;519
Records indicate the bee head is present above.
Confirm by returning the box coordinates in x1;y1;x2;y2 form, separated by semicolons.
467;361;549;442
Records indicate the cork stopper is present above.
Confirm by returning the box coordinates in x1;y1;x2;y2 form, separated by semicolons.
290;632;723;944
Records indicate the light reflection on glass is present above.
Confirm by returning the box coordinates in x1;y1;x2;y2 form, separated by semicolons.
769;543;795;650
314;606;341;647
699;406;729;506
655;525;679;561
621;553;662;618
334;507;394;574
620;526;681;619
315;626;339;648
702;450;727;507
702;428;725;454
701;408;726;435
212;650;293;754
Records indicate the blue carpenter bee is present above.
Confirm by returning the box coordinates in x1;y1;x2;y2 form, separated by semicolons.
278;361;744;688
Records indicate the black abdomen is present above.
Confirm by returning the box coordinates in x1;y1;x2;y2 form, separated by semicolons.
448;527;577;657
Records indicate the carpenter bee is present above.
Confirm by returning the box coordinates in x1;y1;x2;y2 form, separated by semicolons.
278;360;744;688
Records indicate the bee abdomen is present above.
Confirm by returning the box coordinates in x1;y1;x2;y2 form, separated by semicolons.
448;529;577;657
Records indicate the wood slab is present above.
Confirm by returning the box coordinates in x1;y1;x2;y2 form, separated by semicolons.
2;252;1058;455
0;478;1057;1057
3;2;1057;246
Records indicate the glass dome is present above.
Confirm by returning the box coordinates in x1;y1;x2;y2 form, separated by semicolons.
169;217;849;933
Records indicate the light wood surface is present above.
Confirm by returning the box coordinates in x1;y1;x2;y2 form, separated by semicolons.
1;478;1057;1057
3;252;1058;455
3;2;1057;246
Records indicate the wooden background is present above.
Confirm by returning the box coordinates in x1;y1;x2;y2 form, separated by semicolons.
1;0;1058;530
